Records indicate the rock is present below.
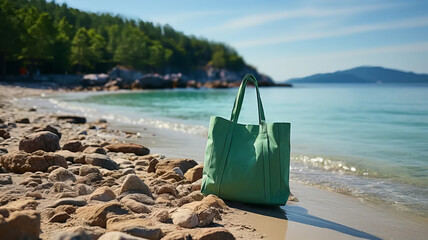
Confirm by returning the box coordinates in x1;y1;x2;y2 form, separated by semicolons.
160;171;184;182
83;147;107;155
35;124;62;139
288;192;299;202
54;205;77;215
85;153;119;170
75;184;94;195
56;150;85;163
151;209;170;223
56;115;86;124
120;194;155;205
134;160;148;167
155;159;197;175
49;211;70;223
147;159;158;173
16;118;30;123
122;168;135;175
19;131;60;153
98;231;147;240
76;172;103;185
50;198;87;208
121;198;151;214
62;140;85;152
119;174;152;196
172;167;184;177
0;129;10;139
0;210;41;240
52;229;93;240
162;232;192;240
193;228;235;240
48;167;76;182
0;175;12;185
4;199;39;211
202;195;228;210
50;182;73;193
89;186;116;201
171;208;198;228
79;165;101;176
177;192;204;207
106;217;163;240
105;143;150;156
25;192;43;199
184;165;203;182
75;203;128;228
156;185;178;197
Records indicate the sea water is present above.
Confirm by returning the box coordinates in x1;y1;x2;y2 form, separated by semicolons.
24;84;428;217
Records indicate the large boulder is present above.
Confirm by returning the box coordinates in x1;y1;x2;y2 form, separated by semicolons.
119;174;152;197
106;217;163;240
104;143;150;156
155;159;197;176
85;153;119;170
0;150;67;173
0;210;41;240
19;131;60;153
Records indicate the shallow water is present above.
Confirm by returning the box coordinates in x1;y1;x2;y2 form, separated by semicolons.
25;84;428;217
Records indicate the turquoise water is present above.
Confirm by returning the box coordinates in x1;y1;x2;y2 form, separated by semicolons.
32;84;428;216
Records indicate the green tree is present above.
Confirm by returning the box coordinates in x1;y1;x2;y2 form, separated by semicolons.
18;7;56;77
87;29;106;71
210;50;227;69
52;17;72;73
70;27;91;72
114;26;149;70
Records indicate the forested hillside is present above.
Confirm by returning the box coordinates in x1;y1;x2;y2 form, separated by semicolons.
0;0;246;77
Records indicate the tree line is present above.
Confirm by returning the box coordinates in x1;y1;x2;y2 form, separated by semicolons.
0;0;246;79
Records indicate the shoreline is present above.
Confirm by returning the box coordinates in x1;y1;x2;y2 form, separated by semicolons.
1;84;427;240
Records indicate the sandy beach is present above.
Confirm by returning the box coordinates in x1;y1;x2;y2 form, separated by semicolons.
0;84;427;240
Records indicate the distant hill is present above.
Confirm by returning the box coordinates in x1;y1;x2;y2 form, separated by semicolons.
285;66;428;84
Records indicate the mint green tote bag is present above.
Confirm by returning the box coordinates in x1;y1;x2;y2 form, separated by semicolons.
201;74;291;205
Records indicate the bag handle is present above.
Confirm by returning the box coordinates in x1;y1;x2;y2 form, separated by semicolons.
230;73;266;125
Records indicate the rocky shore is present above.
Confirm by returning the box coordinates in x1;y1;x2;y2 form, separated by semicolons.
0;86;275;240
3;66;292;91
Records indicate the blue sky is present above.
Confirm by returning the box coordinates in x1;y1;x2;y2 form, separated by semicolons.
53;0;428;81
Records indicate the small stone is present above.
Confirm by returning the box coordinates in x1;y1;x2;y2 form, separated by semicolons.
4;199;39;211
62;140;85;152
19;131;60;153
35;124;61;139
162;232;192;240
119;174;152;196
121;198;151;214
120;194;155;205
172;167;184;177
85;154;119;170
193;228;235;240
156;185;178;197
79;165;101;176
16;118;30;124
160;171;184;182
56;115;86;124
184;164;203;182
0;175;12;185
106;217;162;240
50;198;87;208
122;168;136;175
0;129;10;139
89;186;116;202
83;147;107;155
151;209;170;223
75;184;94;195
155;159;197;175
105;143;150;156
75;203;128;228
49;211;70;223
54;205;77;215
147;159;159;173
172;208;198;228
48;167;76;182
98;231;147;240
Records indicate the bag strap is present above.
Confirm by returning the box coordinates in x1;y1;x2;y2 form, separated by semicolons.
230;73;266;125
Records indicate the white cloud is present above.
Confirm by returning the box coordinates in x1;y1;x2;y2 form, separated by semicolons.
206;3;399;32
232;16;428;48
